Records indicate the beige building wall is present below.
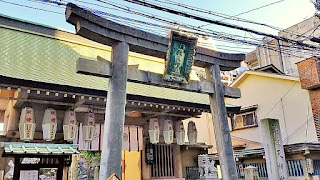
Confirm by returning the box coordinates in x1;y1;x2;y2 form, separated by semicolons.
278;16;320;76
183;113;216;153
222;71;318;151
246;16;320;76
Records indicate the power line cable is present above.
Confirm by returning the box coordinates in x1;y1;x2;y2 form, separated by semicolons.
12;0;320;57
154;0;286;31
152;0;316;41
0;0;64;14
123;0;319;50
262;60;316;119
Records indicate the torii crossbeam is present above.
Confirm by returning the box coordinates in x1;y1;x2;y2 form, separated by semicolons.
65;3;244;180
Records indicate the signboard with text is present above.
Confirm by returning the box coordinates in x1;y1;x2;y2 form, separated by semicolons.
260;118;288;180
163;31;197;83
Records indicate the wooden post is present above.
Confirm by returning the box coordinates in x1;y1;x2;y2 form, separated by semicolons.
57;157;64;180
99;41;129;179
13;157;19;180
173;144;183;178
260;118;288;180
205;64;238;180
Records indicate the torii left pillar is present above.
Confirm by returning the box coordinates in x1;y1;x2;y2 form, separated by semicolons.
99;41;129;179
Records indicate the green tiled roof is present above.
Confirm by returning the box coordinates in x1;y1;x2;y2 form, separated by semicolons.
0;23;211;105
4;142;79;155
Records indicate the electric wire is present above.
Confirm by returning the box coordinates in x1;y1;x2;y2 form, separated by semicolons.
0;0;64;14
154;0;286;31
150;0;316;41
262;60;316;120
123;0;319;50
8;0;320;58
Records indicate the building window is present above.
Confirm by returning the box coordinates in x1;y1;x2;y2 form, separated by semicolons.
232;111;257;130
151;144;175;178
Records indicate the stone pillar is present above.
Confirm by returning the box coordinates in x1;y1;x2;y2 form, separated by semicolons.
260;118;288;180
99;41;129;179
244;166;259;180
173;144;183;178
205;64;238;180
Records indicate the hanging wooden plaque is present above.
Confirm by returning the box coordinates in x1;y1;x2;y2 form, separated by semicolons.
163;31;197;83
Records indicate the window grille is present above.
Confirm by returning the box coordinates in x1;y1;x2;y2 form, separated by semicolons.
186;166;199;180
232;111;257;130
313;159;320;175
151;144;175;178
287;160;304;176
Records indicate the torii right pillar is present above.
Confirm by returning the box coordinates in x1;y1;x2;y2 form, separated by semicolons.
206;64;238;180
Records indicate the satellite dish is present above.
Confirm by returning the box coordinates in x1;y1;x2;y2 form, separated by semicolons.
310;0;320;11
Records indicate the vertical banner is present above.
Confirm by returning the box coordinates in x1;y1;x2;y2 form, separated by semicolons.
260;118;288;180
100;124;104;150
91;124;101;151
129;126;138;151
163;31;197;83
138;127;144;151
74;124;143;151
78;123;91;150
123;126;130;151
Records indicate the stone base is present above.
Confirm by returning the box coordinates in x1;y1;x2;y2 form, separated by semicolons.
200;176;219;180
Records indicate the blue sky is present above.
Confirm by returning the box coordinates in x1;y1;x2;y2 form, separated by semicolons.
0;0;316;53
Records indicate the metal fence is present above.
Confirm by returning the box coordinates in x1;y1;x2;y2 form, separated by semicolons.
151;144;175;178
236;160;304;178
186;167;200;180
237;163;268;178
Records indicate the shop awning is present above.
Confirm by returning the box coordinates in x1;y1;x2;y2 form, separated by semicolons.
3;142;79;156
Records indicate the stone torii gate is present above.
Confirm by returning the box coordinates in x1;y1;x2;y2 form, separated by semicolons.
65;3;244;180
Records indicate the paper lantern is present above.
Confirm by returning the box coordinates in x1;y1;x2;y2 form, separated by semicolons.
163;120;173;144
82;113;95;142
175;120;185;145
19;107;36;141
63;110;77;142
188;121;197;145
42;108;57;141
148;118;159;144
